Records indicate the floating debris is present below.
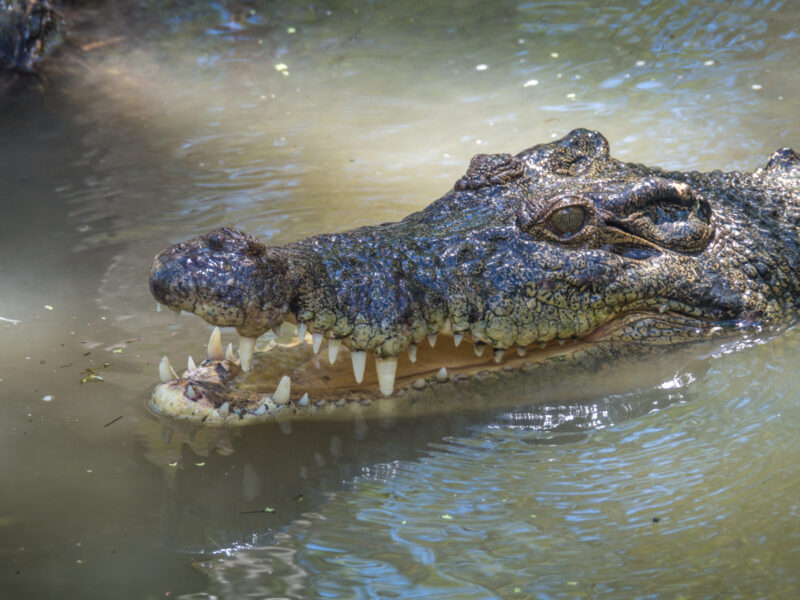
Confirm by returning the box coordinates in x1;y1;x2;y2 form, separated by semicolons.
103;416;123;427
475;64;488;71
239;506;276;515
523;79;539;87
42;395;54;402
751;83;763;90
80;371;104;384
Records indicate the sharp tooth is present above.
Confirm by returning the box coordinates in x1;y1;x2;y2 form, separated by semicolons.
412;378;427;389
253;404;267;416
187;355;197;371
516;346;527;357
207;327;224;360
328;338;341;363
659;304;667;314
273;375;291;404
453;333;464;347
474;343;485;357
156;302;162;312
427;333;438;348
226;342;235;361
218;402;230;416
351;351;366;383
298;393;309;407
297;322;307;342
159;356;177;383
558;338;566;346
407;344;417;363
435;367;448;382
538;342;547;349
238;336;257;371
375;356;398;397
186;384;195;398
312;333;323;354
493;349;505;363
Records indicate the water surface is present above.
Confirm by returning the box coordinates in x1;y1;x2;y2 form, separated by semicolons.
1;0;798;598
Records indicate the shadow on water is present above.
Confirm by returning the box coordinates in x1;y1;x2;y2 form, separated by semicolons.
1;0;799;598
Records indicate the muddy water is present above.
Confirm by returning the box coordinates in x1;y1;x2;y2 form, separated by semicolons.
1;0;798;598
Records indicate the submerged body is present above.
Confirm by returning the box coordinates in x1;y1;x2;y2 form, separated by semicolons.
149;129;800;424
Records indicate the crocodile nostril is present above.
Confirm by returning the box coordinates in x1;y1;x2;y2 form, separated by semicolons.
207;233;225;250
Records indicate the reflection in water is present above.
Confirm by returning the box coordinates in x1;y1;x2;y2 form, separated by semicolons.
191;333;800;599
0;0;798;598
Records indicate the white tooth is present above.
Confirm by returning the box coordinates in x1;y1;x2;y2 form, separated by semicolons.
298;393;309;407
435;367;448;382
156;302;162;312
351;351;366;383
207;327;224;360
558;338;566;346
494;349;505;363
187;355;197;371
312;333;323;354
159;356;177;383
516;346;527;357
253;404;267;416
226;342;235;361
474;344;485;357
238;336;257;372
273;375;291;404
328;338;341;364
538;342;547;349
412;378;427;389
407;344;417;363
428;333;438;347
659;304;667;314
297;322;307;342
453;333;464;347
218;402;230;416
186;384;195;397
375;356;398;397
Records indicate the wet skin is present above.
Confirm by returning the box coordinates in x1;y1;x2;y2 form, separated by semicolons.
148;129;800;424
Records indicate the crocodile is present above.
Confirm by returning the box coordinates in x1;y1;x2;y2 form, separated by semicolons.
148;128;800;424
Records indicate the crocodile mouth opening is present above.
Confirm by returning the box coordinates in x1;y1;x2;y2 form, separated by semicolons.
149;310;713;424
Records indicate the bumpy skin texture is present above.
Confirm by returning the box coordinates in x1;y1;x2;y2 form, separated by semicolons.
151;129;800;357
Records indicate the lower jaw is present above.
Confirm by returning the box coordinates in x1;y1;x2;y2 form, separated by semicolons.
148;311;718;425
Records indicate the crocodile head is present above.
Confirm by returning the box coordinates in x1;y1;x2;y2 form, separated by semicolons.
148;129;800;424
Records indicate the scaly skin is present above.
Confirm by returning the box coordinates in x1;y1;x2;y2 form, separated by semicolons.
148;129;800;424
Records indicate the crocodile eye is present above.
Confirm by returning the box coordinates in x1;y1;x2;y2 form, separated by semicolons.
549;205;586;235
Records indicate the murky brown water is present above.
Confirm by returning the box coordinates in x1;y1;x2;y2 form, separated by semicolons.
1;1;798;598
